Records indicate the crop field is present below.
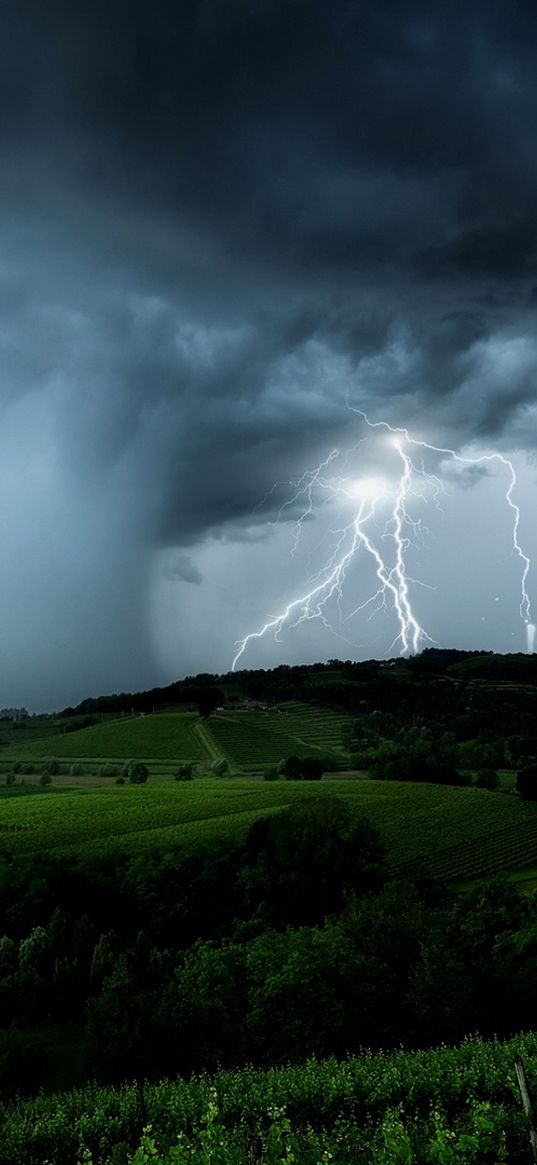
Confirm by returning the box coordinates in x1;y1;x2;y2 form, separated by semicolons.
0;713;207;764
207;702;349;768
2;1032;536;1164
0;778;536;880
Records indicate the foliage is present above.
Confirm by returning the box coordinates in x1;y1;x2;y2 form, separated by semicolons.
70;764;86;776
39;772;52;788
0;1033;533;1164
125;762;149;785
240;798;384;926
475;769;499;790
369;742;468;786
175;764;195;781
277;755;334;780
516;763;537;800
196;688;225;718
100;763;119;778
211;759;228;776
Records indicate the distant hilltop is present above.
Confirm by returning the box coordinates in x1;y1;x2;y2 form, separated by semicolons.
57;647;537;720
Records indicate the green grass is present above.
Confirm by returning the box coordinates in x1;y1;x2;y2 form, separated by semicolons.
1;777;536;881
0;713;208;764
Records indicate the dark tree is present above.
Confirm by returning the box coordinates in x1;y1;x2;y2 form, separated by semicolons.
240;798;385;926
516;763;537;800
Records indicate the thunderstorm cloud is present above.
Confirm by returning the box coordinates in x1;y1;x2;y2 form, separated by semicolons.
2;0;537;706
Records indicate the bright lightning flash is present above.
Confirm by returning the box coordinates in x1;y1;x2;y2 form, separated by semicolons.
231;410;533;671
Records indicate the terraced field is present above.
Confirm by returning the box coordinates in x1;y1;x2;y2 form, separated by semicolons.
1;777;537;882
0;714;207;765
207;703;349;770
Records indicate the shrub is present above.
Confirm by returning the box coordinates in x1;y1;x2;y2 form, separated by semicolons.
125;761;149;784
70;763;86;776
211;758;228;776
349;750;377;770
278;755;303;780
43;758;59;775
5;772;16;787
39;773;52;788
476;768;499;790
115;776;125;786
99;763;119;778
263;766;279;781
175;763;195;781
11;762;22;774
301;757;324;781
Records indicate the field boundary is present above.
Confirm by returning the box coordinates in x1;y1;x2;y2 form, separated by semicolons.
193;719;224;763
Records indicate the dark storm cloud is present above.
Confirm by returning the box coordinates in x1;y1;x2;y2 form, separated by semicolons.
2;0;537;702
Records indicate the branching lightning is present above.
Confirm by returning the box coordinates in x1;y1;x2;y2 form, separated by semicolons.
348;405;532;625
231;405;533;671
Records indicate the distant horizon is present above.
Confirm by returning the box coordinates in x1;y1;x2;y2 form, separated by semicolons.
11;643;535;717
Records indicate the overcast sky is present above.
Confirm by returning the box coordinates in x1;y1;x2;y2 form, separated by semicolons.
2;0;537;710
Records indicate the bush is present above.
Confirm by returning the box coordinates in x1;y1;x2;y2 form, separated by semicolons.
99;763;119;778
263;766;279;781
278;755;303;780
301;757;324;781
476;768;499;790
39;773;52;788
175;763;195;781
277;756;333;781
70;763;86;776
42;758;59;775
125;761;149;784
115;776;125;786
349;750;377;769
11;762;22;774
211;758;228;776
5;772;16;787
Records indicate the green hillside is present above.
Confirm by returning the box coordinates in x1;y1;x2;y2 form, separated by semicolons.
0;713;207;763
1;777;536;881
207;702;349;769
0;705;352;772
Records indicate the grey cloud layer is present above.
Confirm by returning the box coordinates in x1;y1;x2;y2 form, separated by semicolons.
1;0;537;703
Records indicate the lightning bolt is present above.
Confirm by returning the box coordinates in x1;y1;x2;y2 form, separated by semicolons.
231;406;533;670
231;492;418;671
348;403;532;625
